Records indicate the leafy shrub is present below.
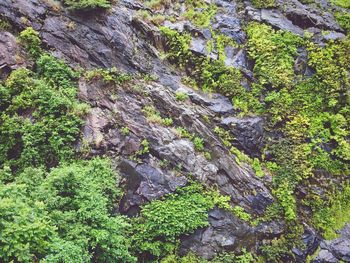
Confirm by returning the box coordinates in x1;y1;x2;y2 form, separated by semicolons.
0;58;86;172
132;183;232;258
247;22;303;88
335;12;350;32
175;91;189;101
18;27;42;57
0;158;136;262
332;0;350;8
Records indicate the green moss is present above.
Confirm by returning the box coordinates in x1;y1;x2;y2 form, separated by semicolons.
247;22;303;88
335;12;350;33
332;0;350;8
251;0;276;8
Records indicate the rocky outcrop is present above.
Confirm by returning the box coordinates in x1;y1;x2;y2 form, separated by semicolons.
78;77;273;215
0;31;26;78
314;224;350;263
179;208;256;259
1;0;348;261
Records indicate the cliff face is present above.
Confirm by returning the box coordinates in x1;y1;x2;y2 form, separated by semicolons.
0;0;349;262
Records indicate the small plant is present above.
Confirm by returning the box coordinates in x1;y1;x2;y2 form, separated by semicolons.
233;206;252;221
193;137;204;151
175;91;189;101
252;158;264;177
162;117;173;126
176;127;194;140
204;151;212;161
18;27;42;58
138;139;150;155
251;0;276;8
121;126;130;136
85;67;132;84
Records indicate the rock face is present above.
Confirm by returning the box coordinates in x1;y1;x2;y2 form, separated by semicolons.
0;31;26;78
0;0;348;261
179;208;256;259
314;224;350;263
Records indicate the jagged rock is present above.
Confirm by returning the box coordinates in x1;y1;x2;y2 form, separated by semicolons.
221;116;264;157
292;226;321;263
179;208;256;259
0;31;25;78
119;159;188;216
314;250;339;263
314;224;350;262
212;0;246;44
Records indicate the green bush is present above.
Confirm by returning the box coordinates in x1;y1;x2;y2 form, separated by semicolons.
132;183;232;258
62;0;111;10
0;158;136;262
18;27;42;58
336;12;350;33
0;57;86;172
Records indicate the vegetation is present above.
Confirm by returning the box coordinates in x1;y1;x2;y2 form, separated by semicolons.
132;183;235;259
251;0;276;8
0;158;135;262
62;0;111;10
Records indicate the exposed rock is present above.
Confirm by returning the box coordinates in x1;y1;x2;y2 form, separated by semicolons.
119;159;188;216
0;31;25;78
292;225;321;262
314;224;350;262
221;116;264;157
179;208;256;259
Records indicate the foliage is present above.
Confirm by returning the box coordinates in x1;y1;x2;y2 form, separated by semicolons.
335;12;350;33
18;27;42;58
160;27;259;114
247;22;303;88
175;91;189;101
0;159;136;262
142;105;173;126
62;0;111;10
183;1;217;28
132;183;232;258
312;185;350;239
251;0;276;8
193;136;204;151
0;53;86;172
85;67;132;84
332;0;350;8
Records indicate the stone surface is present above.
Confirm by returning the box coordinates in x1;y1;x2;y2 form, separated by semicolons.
315;224;350;262
179;208;256;259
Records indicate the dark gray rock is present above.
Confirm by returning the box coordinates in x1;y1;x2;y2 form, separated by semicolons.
179;208;256;260
119;159;188;215
221;116;264;157
292;225;321;263
0;31;26;78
